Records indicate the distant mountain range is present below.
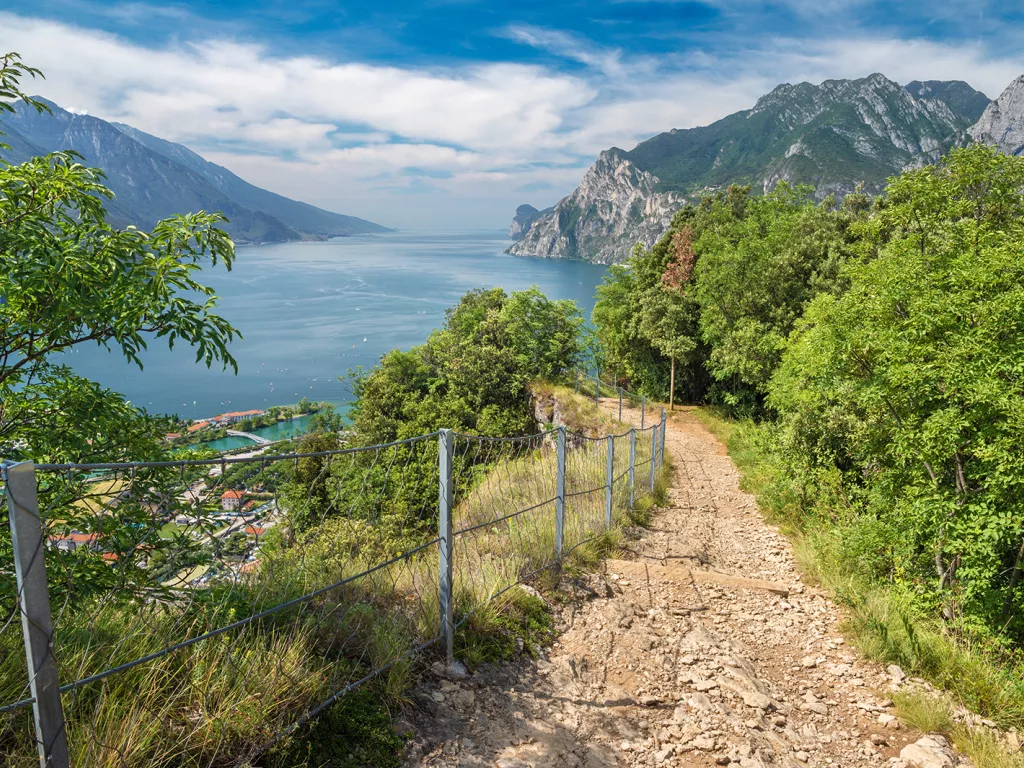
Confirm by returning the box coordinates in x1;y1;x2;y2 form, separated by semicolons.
0;98;390;243
508;73;1024;264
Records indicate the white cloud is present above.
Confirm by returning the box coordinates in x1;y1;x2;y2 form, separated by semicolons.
2;11;1023;228
0;14;594;155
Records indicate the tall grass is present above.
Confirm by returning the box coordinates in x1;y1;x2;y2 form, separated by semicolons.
1;390;668;767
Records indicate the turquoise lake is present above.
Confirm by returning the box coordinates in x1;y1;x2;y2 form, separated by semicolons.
61;230;608;422
194;414;317;452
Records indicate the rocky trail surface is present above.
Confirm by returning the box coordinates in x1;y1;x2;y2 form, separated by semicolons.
402;406;967;768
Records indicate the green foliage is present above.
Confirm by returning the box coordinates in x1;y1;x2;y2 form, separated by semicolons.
308;403;344;433
0;52;240;605
0;52;238;466
770;145;1024;641
454;587;554;669
692;184;864;405
349;286;584;443
264;686;404;768
593;182;866;410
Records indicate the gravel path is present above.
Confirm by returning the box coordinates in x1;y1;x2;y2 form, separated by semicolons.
401;405;963;768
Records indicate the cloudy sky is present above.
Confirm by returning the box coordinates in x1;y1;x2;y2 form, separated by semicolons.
3;1;1024;228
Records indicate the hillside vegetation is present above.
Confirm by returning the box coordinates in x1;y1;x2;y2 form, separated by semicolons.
593;143;1024;719
0;53;673;767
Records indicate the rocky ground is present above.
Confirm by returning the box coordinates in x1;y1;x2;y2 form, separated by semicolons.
401;405;970;768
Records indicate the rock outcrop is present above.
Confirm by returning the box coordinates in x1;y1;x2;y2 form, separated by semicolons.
508;204;551;240
969;74;1024;155
507;150;685;264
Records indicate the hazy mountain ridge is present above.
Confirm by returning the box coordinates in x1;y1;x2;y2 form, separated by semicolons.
510;74;1002;263
0;99;390;243
508;203;553;239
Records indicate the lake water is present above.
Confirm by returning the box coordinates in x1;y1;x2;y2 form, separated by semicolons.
61;231;608;421
195;414;318;452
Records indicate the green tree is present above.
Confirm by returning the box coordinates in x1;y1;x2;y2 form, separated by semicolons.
636;224;701;409
0;53;238;465
638;287;696;411
594;184;866;411
770;145;1024;638
0;53;239;602
349;286;584;444
693;183;862;408
308;403;344;434
593;212;705;401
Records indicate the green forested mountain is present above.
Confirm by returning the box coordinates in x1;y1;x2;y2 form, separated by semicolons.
509;74;996;263
624;74;985;196
0;98;391;243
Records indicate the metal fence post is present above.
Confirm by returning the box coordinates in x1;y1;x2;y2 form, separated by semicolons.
437;430;455;666
3;461;70;768
650;426;658;492
628;429;636;511
660;408;667;469
605;435;614;529
618;387;623;421
641;397;645;430
555;426;566;562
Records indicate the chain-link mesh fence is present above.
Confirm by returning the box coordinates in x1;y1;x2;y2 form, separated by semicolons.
1;413;666;767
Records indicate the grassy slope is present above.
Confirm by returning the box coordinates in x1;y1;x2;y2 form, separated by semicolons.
0;385;670;768
693;408;1024;768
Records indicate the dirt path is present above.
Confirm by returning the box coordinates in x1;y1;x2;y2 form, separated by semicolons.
401;405;961;768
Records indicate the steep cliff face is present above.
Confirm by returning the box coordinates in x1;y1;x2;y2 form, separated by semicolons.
906;80;991;124
969;75;1024;155
507;150;685;264
509;74;993;264
508;204;553;240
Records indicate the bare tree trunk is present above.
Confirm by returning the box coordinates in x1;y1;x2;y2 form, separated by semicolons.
669;355;675;411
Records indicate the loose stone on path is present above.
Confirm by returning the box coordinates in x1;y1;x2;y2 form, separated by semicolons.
402;405;974;768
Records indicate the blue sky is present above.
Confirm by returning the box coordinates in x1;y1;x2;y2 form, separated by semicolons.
3;1;1024;228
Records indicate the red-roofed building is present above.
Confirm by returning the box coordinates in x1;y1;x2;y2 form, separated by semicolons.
187;421;210;433
221;489;245;511
212;409;264;425
245;525;266;537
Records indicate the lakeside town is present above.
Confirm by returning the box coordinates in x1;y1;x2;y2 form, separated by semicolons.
163;397;330;446
47;398;339;588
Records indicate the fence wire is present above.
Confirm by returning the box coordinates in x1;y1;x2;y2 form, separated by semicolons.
571;369;658;428
1;413;665;767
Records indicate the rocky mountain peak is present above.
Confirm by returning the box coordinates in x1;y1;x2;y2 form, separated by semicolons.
969;75;1024;155
506;150;684;264
505;70;1008;265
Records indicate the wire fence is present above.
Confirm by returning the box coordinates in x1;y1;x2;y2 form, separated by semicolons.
0;409;666;767
571;367;663;433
